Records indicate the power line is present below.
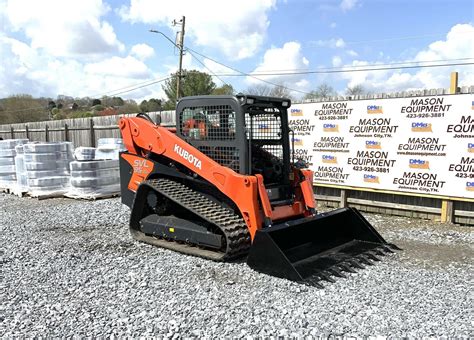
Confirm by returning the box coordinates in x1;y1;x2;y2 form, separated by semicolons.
149;29;307;93
102;76;172;97
238;57;474;73
187;47;312;95
307;30;473;48
88;77;169;98
213;61;474;77
342;30;473;45
187;49;230;87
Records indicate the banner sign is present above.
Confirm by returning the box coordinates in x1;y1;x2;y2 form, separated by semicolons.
290;94;473;200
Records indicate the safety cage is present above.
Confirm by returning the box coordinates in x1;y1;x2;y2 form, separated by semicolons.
176;95;292;185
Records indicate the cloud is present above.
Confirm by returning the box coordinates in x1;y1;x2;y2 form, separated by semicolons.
332;56;342;67
414;23;474;62
0;0;163;100
4;0;124;57
312;38;346;48
84;56;151;78
0;36;52;96
340;0;359;11
347;49;358;57
339;23;474;92
119;0;276;60
0;34;157;99
246;41;310;96
131;43;155;60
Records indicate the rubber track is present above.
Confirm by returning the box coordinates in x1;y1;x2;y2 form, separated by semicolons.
135;178;251;261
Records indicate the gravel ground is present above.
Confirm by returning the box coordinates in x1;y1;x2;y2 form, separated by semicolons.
1;193;472;337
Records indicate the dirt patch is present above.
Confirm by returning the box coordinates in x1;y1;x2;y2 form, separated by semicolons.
395;239;473;268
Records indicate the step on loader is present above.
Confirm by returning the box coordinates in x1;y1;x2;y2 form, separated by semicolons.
119;94;399;287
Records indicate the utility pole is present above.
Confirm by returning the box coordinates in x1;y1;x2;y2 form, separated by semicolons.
149;16;185;102
173;16;185;102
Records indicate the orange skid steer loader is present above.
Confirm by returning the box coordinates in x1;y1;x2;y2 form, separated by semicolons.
119;94;398;287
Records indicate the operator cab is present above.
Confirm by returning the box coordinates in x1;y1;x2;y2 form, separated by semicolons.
176;94;294;203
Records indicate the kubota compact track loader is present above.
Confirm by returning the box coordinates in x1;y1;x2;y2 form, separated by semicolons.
119;94;398;287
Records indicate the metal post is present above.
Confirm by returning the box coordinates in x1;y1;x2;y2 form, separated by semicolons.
25;125;29;140
10;126;14;139
64;123;69;142
176;16;185;101
45;125;49;142
89;119;95;147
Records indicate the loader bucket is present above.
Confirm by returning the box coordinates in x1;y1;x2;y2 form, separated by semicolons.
247;207;398;287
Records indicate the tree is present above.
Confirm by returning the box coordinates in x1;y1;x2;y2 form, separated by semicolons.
0;94;49;124
304;83;336;100
212;84;234;95
92;98;101;106
245;84;272;96
140;98;162;112
52;108;66;120
102;96;124;107
91;104;104;112
245;83;292;99
346;84;366;96
162;70;216;109
268;84;292;99
75;96;91;107
118;99;140;115
57;95;74;102
70;111;93;118
139;100;148;112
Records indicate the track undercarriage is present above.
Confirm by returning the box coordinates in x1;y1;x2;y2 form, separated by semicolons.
130;178;250;261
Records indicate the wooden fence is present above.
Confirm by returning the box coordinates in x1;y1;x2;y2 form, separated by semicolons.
0;111;175;147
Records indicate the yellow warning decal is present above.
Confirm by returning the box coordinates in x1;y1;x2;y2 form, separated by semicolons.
169;227;175;233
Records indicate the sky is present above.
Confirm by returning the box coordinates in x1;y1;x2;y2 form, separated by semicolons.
0;0;473;102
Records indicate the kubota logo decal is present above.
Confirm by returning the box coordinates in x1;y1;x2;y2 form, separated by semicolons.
174;144;202;170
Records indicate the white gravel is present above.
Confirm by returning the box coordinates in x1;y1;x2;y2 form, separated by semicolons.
0;193;472;337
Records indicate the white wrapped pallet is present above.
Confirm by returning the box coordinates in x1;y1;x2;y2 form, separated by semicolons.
23;142;74;196
0;139;28;189
66;159;120;199
14;145;28;193
70;159;118;170
74;147;96;161
95;138;126;160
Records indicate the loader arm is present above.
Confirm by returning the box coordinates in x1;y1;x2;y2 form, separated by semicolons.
119;116;264;237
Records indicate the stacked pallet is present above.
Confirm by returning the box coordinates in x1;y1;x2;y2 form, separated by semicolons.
23;142;74;196
68;159;120;198
0;139;28;190
95;138;126;160
66;138;123;199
